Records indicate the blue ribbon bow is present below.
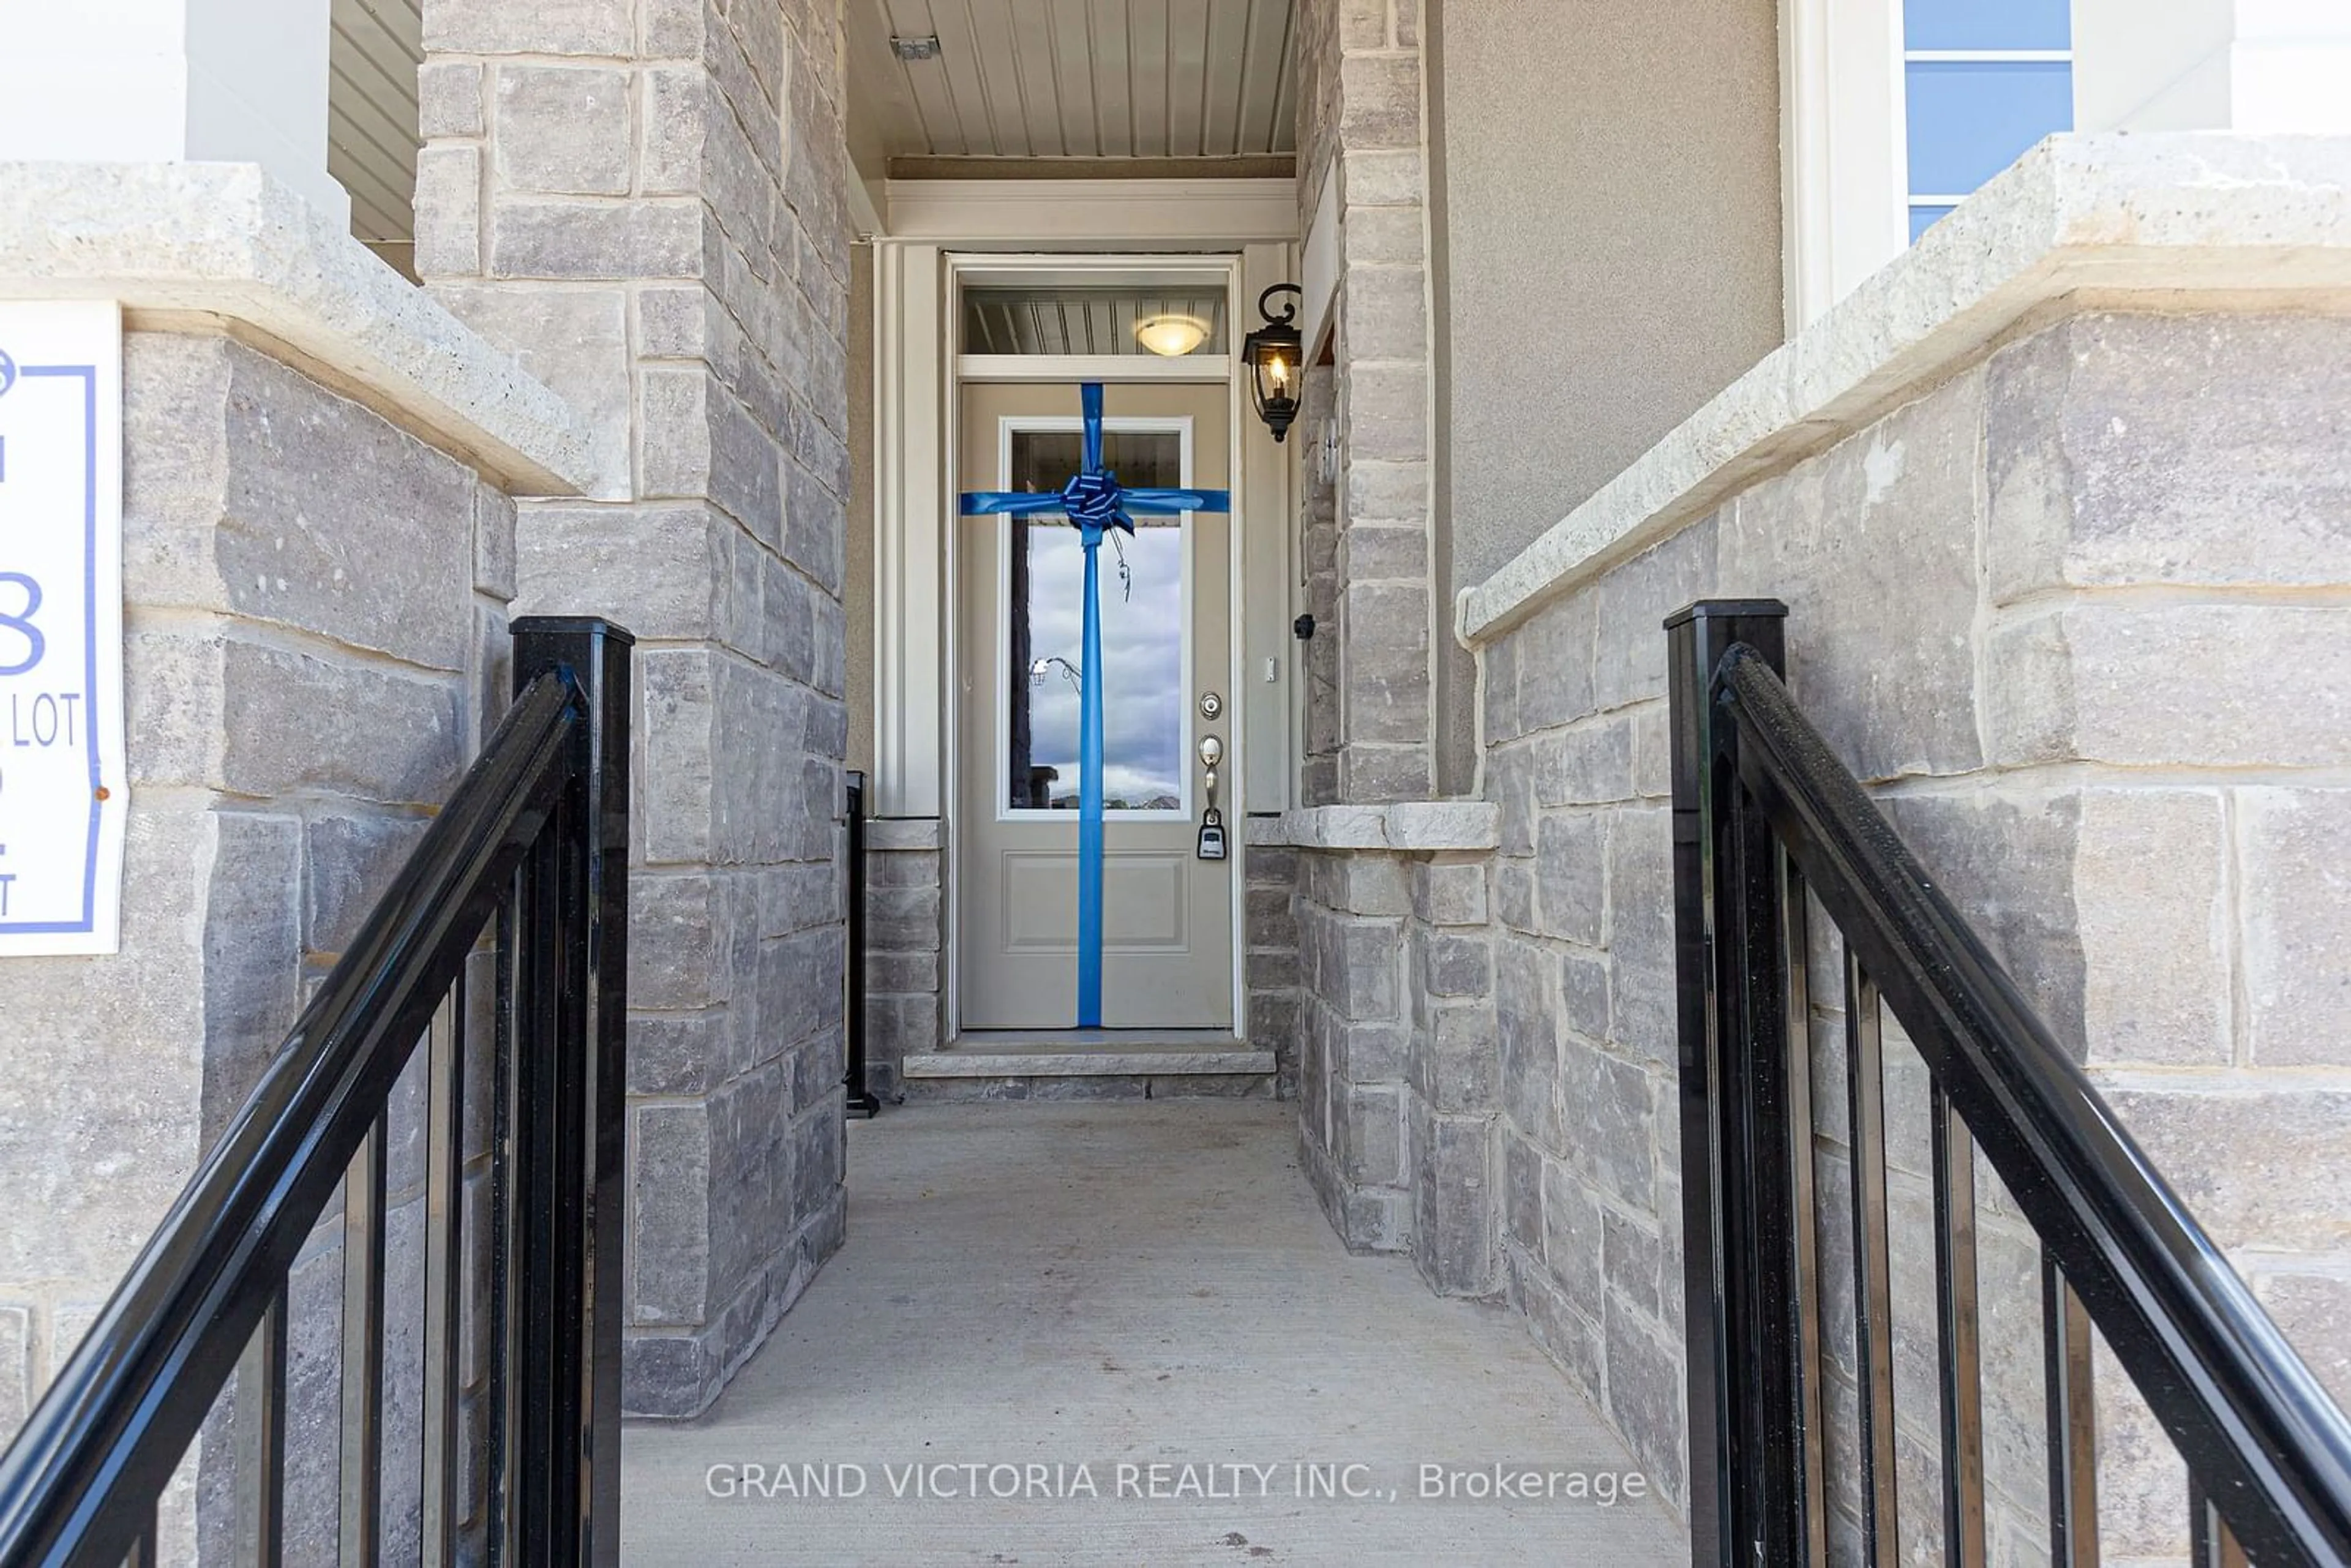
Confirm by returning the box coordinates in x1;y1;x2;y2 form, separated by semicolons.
958;383;1232;1027
1058;468;1130;535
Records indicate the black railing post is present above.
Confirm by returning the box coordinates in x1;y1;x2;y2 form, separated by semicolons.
511;617;633;1568
843;771;880;1118
1667;598;1792;1568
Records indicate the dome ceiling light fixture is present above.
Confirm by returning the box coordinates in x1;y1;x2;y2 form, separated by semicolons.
1135;313;1210;358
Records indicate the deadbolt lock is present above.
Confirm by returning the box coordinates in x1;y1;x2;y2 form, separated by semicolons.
1199;691;1224;720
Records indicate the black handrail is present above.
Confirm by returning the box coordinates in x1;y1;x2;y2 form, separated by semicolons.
0;617;633;1567
1668;599;2351;1568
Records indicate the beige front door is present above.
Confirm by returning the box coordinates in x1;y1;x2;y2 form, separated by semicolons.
956;381;1235;1031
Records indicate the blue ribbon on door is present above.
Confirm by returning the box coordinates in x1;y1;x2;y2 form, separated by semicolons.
959;383;1232;1028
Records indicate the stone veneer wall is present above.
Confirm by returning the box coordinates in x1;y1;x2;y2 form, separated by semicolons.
0;329;519;1555
861;818;942;1100
1404;853;1498;1296
1474;309;2351;1550
1297;366;1342;806
1296;850;1414;1248
1243;837;1303;1099
1289;807;1499;1297
861;827;1292;1098
415;0;855;1417
1291;0;1495;1308
1295;0;1439;805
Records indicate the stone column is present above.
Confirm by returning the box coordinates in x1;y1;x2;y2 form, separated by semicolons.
416;0;855;1419
0;0;347;223
861;819;942;1098
1406;853;1497;1296
1295;849;1414;1251
1288;802;1499;1262
2076;0;2351;133
1295;0;1438;805
1244;839;1305;1100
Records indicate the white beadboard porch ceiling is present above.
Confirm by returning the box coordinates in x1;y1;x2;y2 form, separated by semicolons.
329;0;425;252
850;0;1298;160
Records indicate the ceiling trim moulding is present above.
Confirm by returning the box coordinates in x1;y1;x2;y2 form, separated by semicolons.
883;178;1302;245
890;155;1297;182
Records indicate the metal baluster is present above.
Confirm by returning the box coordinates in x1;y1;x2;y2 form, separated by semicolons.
119;1500;156;1568
843;770;880;1118
1718;717;1810;1562
421;986;465;1566
2042;1255;2099;1567
1781;860;1829;1568
340;1117;387;1568
486;892;521;1568
509;801;572;1560
1845;958;1900;1565
233;1288;288;1567
1931;1083;1988;1568
514;799;578;1568
2190;1473;2252;1567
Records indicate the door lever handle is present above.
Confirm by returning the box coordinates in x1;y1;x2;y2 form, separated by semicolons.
1198;735;1224;812
1196;735;1229;861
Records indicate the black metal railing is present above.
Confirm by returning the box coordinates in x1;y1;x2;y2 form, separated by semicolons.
843;769;879;1119
0;617;633;1567
1668;600;2351;1568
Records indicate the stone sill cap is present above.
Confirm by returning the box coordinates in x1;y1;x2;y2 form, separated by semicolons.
0;161;596;497
1457;132;2351;646
1265;802;1500;852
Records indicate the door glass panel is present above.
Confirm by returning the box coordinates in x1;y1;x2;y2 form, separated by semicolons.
1005;428;1187;814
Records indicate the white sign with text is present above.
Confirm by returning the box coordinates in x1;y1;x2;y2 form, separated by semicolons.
0;301;125;955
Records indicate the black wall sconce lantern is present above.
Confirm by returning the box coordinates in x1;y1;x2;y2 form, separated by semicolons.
1242;283;1304;443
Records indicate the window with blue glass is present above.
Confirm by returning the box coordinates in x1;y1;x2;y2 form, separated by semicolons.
1905;0;2073;241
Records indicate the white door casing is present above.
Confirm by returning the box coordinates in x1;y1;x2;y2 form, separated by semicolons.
870;244;1299;1038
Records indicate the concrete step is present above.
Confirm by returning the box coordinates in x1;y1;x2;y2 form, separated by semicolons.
901;1033;1275;1101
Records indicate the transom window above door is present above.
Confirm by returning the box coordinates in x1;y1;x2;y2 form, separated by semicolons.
1904;0;2074;241
962;288;1229;357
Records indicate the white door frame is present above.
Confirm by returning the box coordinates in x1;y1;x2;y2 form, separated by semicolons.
869;231;1299;1041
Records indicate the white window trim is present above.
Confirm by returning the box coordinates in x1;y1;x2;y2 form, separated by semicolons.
1783;0;2084;328
1780;0;1910;332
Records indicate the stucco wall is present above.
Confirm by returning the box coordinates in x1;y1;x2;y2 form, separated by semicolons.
1427;0;1783;791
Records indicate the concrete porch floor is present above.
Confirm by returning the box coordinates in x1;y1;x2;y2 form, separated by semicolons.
621;1101;1686;1566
